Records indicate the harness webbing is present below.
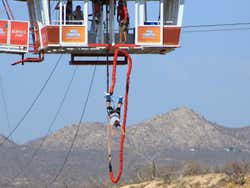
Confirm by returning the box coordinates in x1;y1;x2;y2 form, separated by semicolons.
107;48;132;184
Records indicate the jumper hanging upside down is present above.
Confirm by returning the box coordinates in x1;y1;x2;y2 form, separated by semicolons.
105;92;125;135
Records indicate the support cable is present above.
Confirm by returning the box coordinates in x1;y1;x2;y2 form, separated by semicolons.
182;22;250;29
0;74;12;138
182;22;250;33
12;66;78;180
0;55;63;147
183;27;250;33
4;0;14;20
46;65;97;187
0;73;32;185
1;0;11;20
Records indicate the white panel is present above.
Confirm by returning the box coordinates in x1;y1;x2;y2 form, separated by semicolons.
7;20;11;45
59;2;62;44
34;0;42;22
177;0;184;26
84;0;88;44
135;0;138;44
40;0;50;25
160;0;163;45
110;0;115;44
27;0;36;24
138;0;145;25
63;4;66;25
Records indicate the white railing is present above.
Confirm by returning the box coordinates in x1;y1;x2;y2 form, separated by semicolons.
51;19;85;26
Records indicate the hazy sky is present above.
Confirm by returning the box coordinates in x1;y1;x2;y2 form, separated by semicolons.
0;0;250;143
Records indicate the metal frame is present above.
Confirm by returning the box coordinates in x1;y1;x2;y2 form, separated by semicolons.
70;52;128;65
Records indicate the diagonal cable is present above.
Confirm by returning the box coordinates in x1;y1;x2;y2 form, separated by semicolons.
4;0;14;20
13;66;78;179
0;55;63;147
182;22;250;29
183;27;250;33
46;65;97;188
1;0;11;20
0;74;12;139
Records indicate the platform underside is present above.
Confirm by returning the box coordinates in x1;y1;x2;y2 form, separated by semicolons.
43;46;175;55
0;45;177;66
67;47;175;65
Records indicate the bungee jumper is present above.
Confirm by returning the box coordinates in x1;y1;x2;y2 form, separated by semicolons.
105;92;125;135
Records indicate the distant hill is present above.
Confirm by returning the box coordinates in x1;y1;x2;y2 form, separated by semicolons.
127;107;250;152
218;126;250;146
29;122;107;150
29;107;250;152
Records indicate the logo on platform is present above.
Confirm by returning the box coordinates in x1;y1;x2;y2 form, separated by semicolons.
66;29;81;38
143;30;156;38
0;28;6;35
12;30;26;37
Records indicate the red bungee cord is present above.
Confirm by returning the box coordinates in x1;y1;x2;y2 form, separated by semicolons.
107;48;133;184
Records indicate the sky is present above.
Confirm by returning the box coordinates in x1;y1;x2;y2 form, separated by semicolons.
0;0;250;144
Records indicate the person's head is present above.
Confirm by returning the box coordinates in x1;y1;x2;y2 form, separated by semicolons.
76;5;81;11
114;120;120;127
118;1;123;7
110;114;120;127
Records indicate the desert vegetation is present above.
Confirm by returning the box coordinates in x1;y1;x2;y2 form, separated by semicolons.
88;160;250;188
118;161;250;188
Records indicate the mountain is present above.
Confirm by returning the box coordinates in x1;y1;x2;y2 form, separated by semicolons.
29;122;123;151
127;107;250;152
30;107;250;152
219;126;250;146
29;122;105;150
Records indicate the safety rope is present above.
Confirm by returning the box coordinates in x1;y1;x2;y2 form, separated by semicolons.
107;48;133;184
